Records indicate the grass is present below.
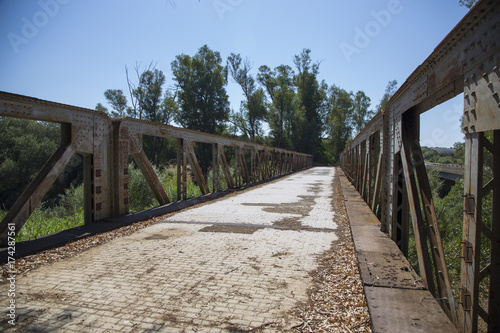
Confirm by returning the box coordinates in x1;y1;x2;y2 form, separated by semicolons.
2;163;230;242
1;184;86;243
14;207;85;243
129;164;205;212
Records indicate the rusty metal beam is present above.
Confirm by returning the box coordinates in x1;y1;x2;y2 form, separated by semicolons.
371;152;382;214
460;132;483;332
402;110;457;325
185;142;209;195
400;136;436;294
113;116;302;156
83;154;94;225
0;89;311;248
220;146;234;189
132;149;170;206
111;122;129;217
176;139;184;201
239;148;250;184
0;142;76;243
460;130;500;332
385;1;499;121
489;130;500;332
212;143;220;193
361;142;369;202
391;151;410;257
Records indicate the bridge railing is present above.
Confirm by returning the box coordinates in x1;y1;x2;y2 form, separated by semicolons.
424;162;463;169
340;1;499;332
0;91;312;244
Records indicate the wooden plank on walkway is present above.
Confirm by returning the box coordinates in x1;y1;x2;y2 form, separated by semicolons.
365;287;457;333
338;170;457;333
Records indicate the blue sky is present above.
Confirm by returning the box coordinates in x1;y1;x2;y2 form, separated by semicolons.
0;0;470;148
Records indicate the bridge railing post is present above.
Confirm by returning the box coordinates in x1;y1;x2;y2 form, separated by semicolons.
401;109;457;324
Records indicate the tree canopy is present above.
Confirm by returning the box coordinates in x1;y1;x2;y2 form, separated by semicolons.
172;45;230;135
227;53;267;143
95;45;385;165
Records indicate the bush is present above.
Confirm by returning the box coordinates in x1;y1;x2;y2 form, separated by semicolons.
13;184;85;242
6;162;231;241
206;165;233;192
128;163;160;212
57;184;85;217
128;163;203;212
15;207;84;243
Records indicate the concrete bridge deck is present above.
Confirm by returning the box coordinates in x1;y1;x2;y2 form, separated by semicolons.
1;167;369;332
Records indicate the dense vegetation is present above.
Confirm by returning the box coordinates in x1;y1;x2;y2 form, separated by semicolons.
0;154;206;242
97;46;381;166
422;144;464;165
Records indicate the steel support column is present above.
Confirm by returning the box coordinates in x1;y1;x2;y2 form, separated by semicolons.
402;110;457;324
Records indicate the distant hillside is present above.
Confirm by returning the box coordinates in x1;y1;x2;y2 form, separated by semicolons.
430;147;456;154
422;146;459;164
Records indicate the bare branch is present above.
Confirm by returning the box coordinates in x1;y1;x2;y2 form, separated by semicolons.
125;65;138;118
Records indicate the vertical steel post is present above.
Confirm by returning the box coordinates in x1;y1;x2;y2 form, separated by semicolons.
490;130;500;332
402;110;457;324
460;130;500;332
83;154;94;225
212;143;220;193
176;139;182;201
392;151;410;257
460;132;483;332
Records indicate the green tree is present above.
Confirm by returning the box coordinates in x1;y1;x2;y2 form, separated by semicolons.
324;85;354;163
352;91;372;134
293;49;326;158
104;89;128;117
422;147;438;161
134;69;166;122
427;169;444;199
0;118;81;210
95;103;108;113
377;80;398;112
171;45;230;175
161;90;178;125
256;65;277;99
227;53;267;142
100;65;177;166
133;69;168;165
257;65;296;149
172;45;230;135
453;141;465;165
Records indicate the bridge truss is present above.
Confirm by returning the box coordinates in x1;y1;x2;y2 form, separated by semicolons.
0;91;311;245
340;1;499;331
